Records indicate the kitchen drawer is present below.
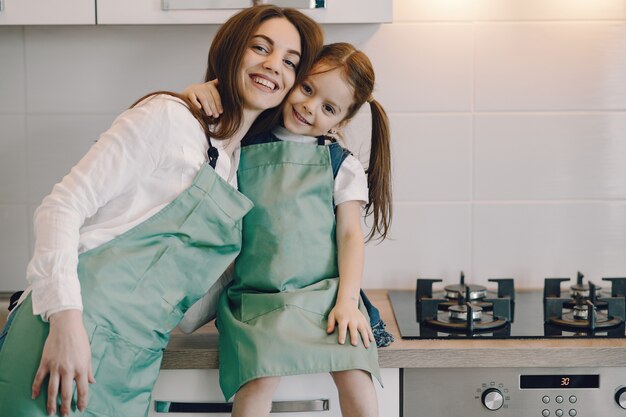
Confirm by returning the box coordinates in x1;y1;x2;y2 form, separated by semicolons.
150;368;399;416
0;0;95;25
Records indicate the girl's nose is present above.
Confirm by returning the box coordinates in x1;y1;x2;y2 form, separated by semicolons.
302;102;313;115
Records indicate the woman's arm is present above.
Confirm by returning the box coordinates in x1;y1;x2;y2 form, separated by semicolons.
326;200;374;348
28;95;167;415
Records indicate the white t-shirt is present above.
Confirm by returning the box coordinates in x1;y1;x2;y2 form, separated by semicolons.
23;95;240;320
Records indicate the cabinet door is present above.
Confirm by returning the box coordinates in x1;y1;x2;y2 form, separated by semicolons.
150;368;399;417
97;0;391;25
0;0;95;25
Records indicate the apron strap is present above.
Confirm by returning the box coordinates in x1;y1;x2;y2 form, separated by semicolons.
207;135;219;169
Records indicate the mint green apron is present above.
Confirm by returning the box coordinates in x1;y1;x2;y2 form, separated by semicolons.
217;140;380;401
0;160;253;416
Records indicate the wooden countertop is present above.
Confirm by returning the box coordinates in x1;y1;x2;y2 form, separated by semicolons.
162;290;626;369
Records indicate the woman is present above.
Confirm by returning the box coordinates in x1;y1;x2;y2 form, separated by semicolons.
0;6;323;417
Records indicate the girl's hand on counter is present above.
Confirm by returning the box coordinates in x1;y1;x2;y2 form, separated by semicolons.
32;309;95;416
182;79;222;118
327;300;375;348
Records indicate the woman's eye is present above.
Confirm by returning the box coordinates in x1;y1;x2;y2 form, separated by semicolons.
284;59;298;69
252;45;269;54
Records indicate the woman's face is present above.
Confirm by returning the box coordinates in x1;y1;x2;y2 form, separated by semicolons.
239;17;302;114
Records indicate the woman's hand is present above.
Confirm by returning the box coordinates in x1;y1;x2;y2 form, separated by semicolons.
327;299;374;348
182;80;223;118
32;309;95;417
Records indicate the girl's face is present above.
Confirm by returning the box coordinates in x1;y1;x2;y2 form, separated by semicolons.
239;17;302;113
282;64;355;137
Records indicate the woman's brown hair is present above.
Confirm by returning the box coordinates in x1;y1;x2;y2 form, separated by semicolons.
133;6;323;141
313;43;392;242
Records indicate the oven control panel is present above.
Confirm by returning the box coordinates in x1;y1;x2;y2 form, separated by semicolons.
403;367;626;417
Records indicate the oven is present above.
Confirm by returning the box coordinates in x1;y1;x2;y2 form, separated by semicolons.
388;272;626;417
402;367;626;417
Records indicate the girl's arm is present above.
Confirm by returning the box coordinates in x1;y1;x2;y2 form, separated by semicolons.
182;80;222;118
326;200;375;348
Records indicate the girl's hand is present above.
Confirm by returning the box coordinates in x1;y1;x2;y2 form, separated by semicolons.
327;300;375;348
32;309;95;417
182;80;223;118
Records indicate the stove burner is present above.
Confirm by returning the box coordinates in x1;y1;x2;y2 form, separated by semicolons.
444;284;487;301
449;304;483;321
415;272;515;334
543;273;626;333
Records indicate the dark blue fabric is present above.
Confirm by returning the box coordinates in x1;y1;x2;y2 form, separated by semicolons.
0;302;19;353
360;289;394;348
242;131;394;347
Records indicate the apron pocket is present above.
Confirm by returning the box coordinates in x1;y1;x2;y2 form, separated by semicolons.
240;278;339;323
87;325;163;417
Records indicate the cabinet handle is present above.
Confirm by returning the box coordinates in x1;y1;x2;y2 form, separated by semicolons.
0;0;4;12
155;399;329;413
161;0;325;11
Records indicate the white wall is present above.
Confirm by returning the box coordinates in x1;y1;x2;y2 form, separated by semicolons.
1;0;625;292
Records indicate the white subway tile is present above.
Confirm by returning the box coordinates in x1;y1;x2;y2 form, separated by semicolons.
27;114;117;204
474;113;626;200
475;23;626;111
357;23;473;112
25;25;217;114
0;115;27;203
0;27;26;113
473;202;626;289
475;0;626;21
0;205;30;292
391;113;472;201
363;203;471;289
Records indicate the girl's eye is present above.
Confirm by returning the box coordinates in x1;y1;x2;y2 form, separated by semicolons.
301;84;313;95
323;104;336;115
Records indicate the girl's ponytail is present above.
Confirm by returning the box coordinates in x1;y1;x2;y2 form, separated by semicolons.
364;99;392;242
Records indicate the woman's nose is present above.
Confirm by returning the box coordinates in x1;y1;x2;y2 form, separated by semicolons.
263;53;281;74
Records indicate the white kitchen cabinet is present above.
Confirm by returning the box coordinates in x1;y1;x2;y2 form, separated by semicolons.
0;0;95;25
96;0;392;25
150;368;399;416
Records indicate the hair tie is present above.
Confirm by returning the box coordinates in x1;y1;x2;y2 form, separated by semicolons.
367;96;374;103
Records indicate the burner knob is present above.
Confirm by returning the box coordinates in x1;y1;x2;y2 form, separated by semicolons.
616;387;626;409
481;388;504;411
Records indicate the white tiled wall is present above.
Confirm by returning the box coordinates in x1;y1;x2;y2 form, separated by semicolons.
1;0;625;292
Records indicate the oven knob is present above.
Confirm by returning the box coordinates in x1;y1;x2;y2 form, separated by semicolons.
481;388;504;411
616;387;626;409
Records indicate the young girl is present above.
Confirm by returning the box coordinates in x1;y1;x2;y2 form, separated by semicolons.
184;42;392;417
0;6;323;417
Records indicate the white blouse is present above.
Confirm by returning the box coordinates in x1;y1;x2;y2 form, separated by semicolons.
23;95;240;320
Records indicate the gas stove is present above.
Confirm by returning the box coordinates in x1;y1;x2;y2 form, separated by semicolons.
393;272;626;417
389;272;626;339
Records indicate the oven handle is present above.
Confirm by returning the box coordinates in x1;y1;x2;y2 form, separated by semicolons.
154;399;329;413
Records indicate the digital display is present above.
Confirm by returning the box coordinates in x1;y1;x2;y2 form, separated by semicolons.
520;375;599;389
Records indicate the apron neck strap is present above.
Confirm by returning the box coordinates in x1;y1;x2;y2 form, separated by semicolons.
207;135;219;169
